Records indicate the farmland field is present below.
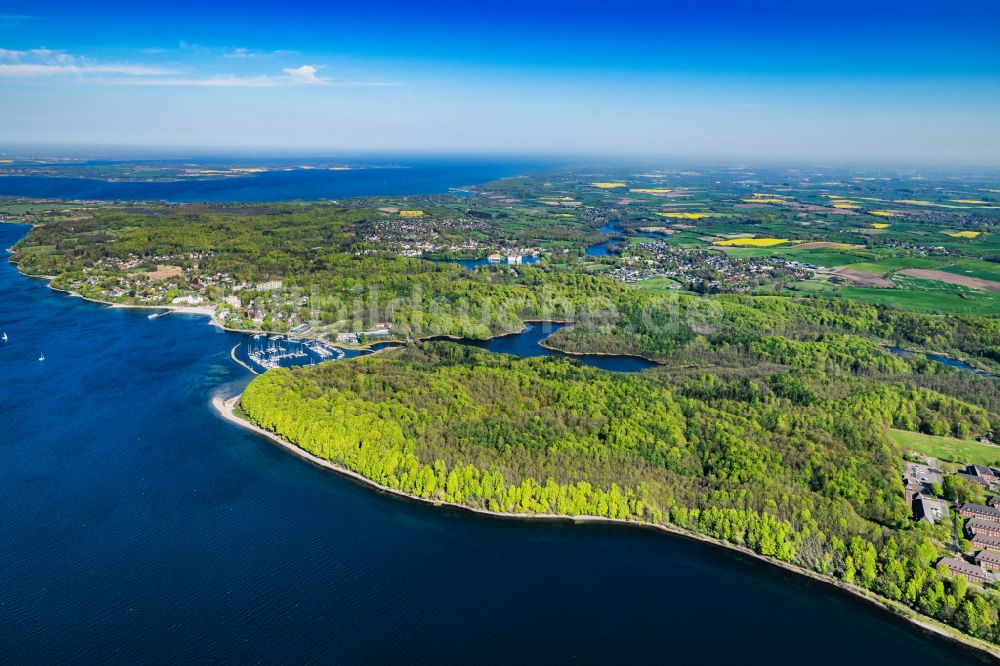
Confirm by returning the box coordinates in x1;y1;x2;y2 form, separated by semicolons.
837;277;1000;315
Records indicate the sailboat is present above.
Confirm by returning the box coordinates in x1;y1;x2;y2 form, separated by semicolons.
2;332;7;342
38;352;45;362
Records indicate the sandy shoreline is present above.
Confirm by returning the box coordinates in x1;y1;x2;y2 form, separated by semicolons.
212;392;1000;661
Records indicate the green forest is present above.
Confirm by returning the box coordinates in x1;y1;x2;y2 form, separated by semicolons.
242;341;1000;642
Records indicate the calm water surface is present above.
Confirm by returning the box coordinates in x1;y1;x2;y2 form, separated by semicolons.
0;159;547;202
446;322;658;372
0;222;989;663
890;346;998;379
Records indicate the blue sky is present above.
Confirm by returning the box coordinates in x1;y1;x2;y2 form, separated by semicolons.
2;1;999;164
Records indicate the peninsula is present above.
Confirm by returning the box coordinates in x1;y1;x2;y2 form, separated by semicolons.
5;165;1000;655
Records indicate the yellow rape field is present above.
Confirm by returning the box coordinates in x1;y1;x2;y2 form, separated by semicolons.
630;188;672;194
870;211;895;217
716;237;789;247
871;223;891;229
895;200;970;209
589;182;627;189
742;198;786;204
832;203;860;209
947;231;981;238
656;212;707;219
399;210;425;218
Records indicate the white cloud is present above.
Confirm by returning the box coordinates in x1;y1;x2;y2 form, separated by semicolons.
0;46;174;77
111;65;396;87
223;47;300;59
0;63;175;76
283;65;322;84
0;46;393;88
110;66;326;87
0;47;74;63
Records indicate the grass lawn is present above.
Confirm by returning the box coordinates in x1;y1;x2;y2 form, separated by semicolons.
890;429;1000;466
781;281;840;294
633;277;683;293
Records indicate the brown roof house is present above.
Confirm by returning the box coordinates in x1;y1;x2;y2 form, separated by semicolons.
975;550;1000;572
966;517;1000;539
968;464;999;485
940;557;990;584
971;532;1000;550
960;503;1000;522
957;473;994;491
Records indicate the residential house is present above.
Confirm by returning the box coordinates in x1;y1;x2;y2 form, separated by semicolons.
960;503;1000;523
965;517;1000;539
957;473;993;491
967;464;999;485
975;550;1000;572
940;557;990;584
971;533;1000;550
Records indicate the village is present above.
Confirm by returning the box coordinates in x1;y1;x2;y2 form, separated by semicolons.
353;210;542;262
607;238;815;292
903;445;1000;586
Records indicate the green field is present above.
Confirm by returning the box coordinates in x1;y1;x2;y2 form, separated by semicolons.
836;276;1000;315
890;429;1000;466
840;257;947;274
941;259;1000;283
633;276;683;293
716;245;871;267
666;234;707;248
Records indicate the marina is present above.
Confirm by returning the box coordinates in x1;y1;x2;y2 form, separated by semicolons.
237;335;346;373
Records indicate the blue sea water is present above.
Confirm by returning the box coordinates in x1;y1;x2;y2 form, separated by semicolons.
0;225;989;661
0;158;548;202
